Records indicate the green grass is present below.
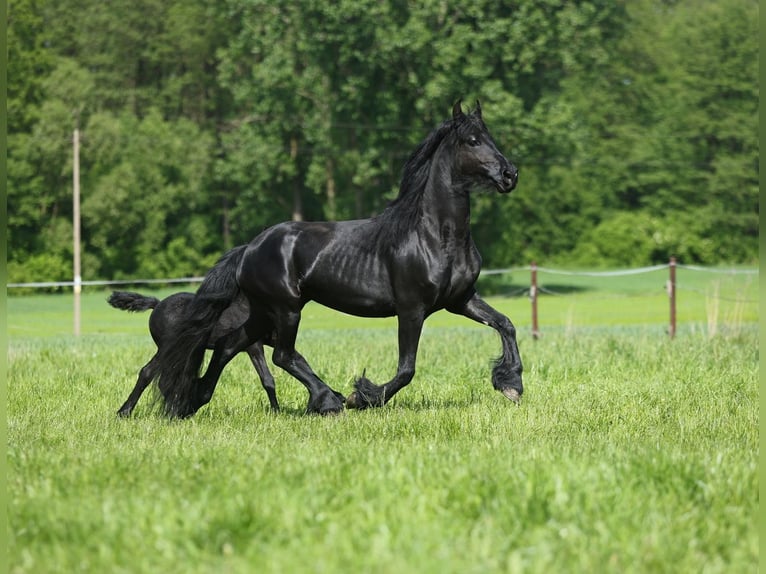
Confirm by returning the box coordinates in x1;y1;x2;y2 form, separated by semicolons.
7;273;759;573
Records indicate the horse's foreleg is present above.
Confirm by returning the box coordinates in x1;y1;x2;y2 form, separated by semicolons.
246;341;279;412
347;313;424;409
449;293;523;403
117;355;158;417
271;309;345;415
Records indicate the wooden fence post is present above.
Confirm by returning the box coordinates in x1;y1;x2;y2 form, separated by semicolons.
530;261;540;339
668;256;676;338
73;128;81;337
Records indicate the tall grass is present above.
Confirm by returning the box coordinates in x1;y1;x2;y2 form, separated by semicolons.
8;295;759;573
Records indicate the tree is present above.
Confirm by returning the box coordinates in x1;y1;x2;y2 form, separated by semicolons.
557;0;759;265
81;110;214;278
7;0;758;285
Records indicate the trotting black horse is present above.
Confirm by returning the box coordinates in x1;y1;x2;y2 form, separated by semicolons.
107;286;279;415
155;100;523;417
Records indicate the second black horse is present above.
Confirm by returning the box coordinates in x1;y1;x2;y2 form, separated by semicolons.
108;287;278;415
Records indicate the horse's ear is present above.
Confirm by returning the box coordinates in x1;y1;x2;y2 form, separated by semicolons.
452;99;465;120
475;99;482;119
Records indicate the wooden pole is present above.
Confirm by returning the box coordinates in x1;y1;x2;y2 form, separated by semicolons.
73;128;81;337
668;256;676;339
530;261;540;339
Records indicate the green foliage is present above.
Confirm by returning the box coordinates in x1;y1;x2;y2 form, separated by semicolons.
565;210;722;267
7;253;71;294
7;0;54;133
81;110;215;278
7;0;759;282
550;0;759;266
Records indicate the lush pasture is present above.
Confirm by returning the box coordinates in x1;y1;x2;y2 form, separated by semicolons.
7;270;759;573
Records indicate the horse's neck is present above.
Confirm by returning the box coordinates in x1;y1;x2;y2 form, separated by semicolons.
421;152;473;239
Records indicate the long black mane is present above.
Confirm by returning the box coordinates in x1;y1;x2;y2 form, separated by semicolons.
381;106;486;215
371;115;464;244
396;119;456;202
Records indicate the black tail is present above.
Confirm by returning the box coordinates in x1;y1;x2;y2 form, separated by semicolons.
154;245;248;418
107;291;160;312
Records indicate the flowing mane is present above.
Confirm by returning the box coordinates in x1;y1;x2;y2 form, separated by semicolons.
395;118;456;201
371;116;462;241
389;105;483;206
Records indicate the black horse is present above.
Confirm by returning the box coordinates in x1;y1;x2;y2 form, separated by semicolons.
107;287;279;415
155;100;523;418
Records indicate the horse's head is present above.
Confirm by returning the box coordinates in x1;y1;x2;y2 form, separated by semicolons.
451;100;518;194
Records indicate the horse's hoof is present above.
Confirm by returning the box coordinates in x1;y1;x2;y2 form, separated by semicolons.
308;404;345;416
501;387;522;404
307;392;346;415
346;391;361;409
347;374;384;409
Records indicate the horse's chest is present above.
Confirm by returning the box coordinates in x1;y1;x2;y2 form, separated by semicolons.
438;249;479;292
432;227;481;299
391;225;480;309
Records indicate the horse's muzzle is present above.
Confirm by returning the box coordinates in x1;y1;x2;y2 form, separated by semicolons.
499;166;518;193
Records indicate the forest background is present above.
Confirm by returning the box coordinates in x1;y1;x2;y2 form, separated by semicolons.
7;0;759;285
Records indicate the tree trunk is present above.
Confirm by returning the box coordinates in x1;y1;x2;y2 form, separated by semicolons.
326;156;336;220
221;195;231;249
290;136;303;221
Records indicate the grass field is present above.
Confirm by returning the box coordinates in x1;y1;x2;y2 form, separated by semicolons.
7;268;759;573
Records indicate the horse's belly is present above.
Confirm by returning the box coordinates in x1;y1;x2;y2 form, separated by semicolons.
315;293;396;318
304;272;396;318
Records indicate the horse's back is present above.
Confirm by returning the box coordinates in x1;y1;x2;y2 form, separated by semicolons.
238;220;397;316
238;221;332;300
150;293;194;345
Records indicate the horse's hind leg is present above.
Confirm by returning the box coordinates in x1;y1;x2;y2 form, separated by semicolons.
270;308;345;415
117;355;158;417
247;341;279;412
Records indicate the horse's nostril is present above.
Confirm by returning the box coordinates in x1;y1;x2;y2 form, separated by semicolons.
503;169;516;182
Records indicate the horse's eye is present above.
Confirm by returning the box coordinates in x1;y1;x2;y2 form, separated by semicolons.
467;135;480;147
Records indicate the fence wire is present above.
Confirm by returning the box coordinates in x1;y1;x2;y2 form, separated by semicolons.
480;263;758;304
8;262;757;338
7;263;758;292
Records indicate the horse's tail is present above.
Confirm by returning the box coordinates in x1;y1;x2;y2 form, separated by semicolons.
107;291;160;313
154;244;247;418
